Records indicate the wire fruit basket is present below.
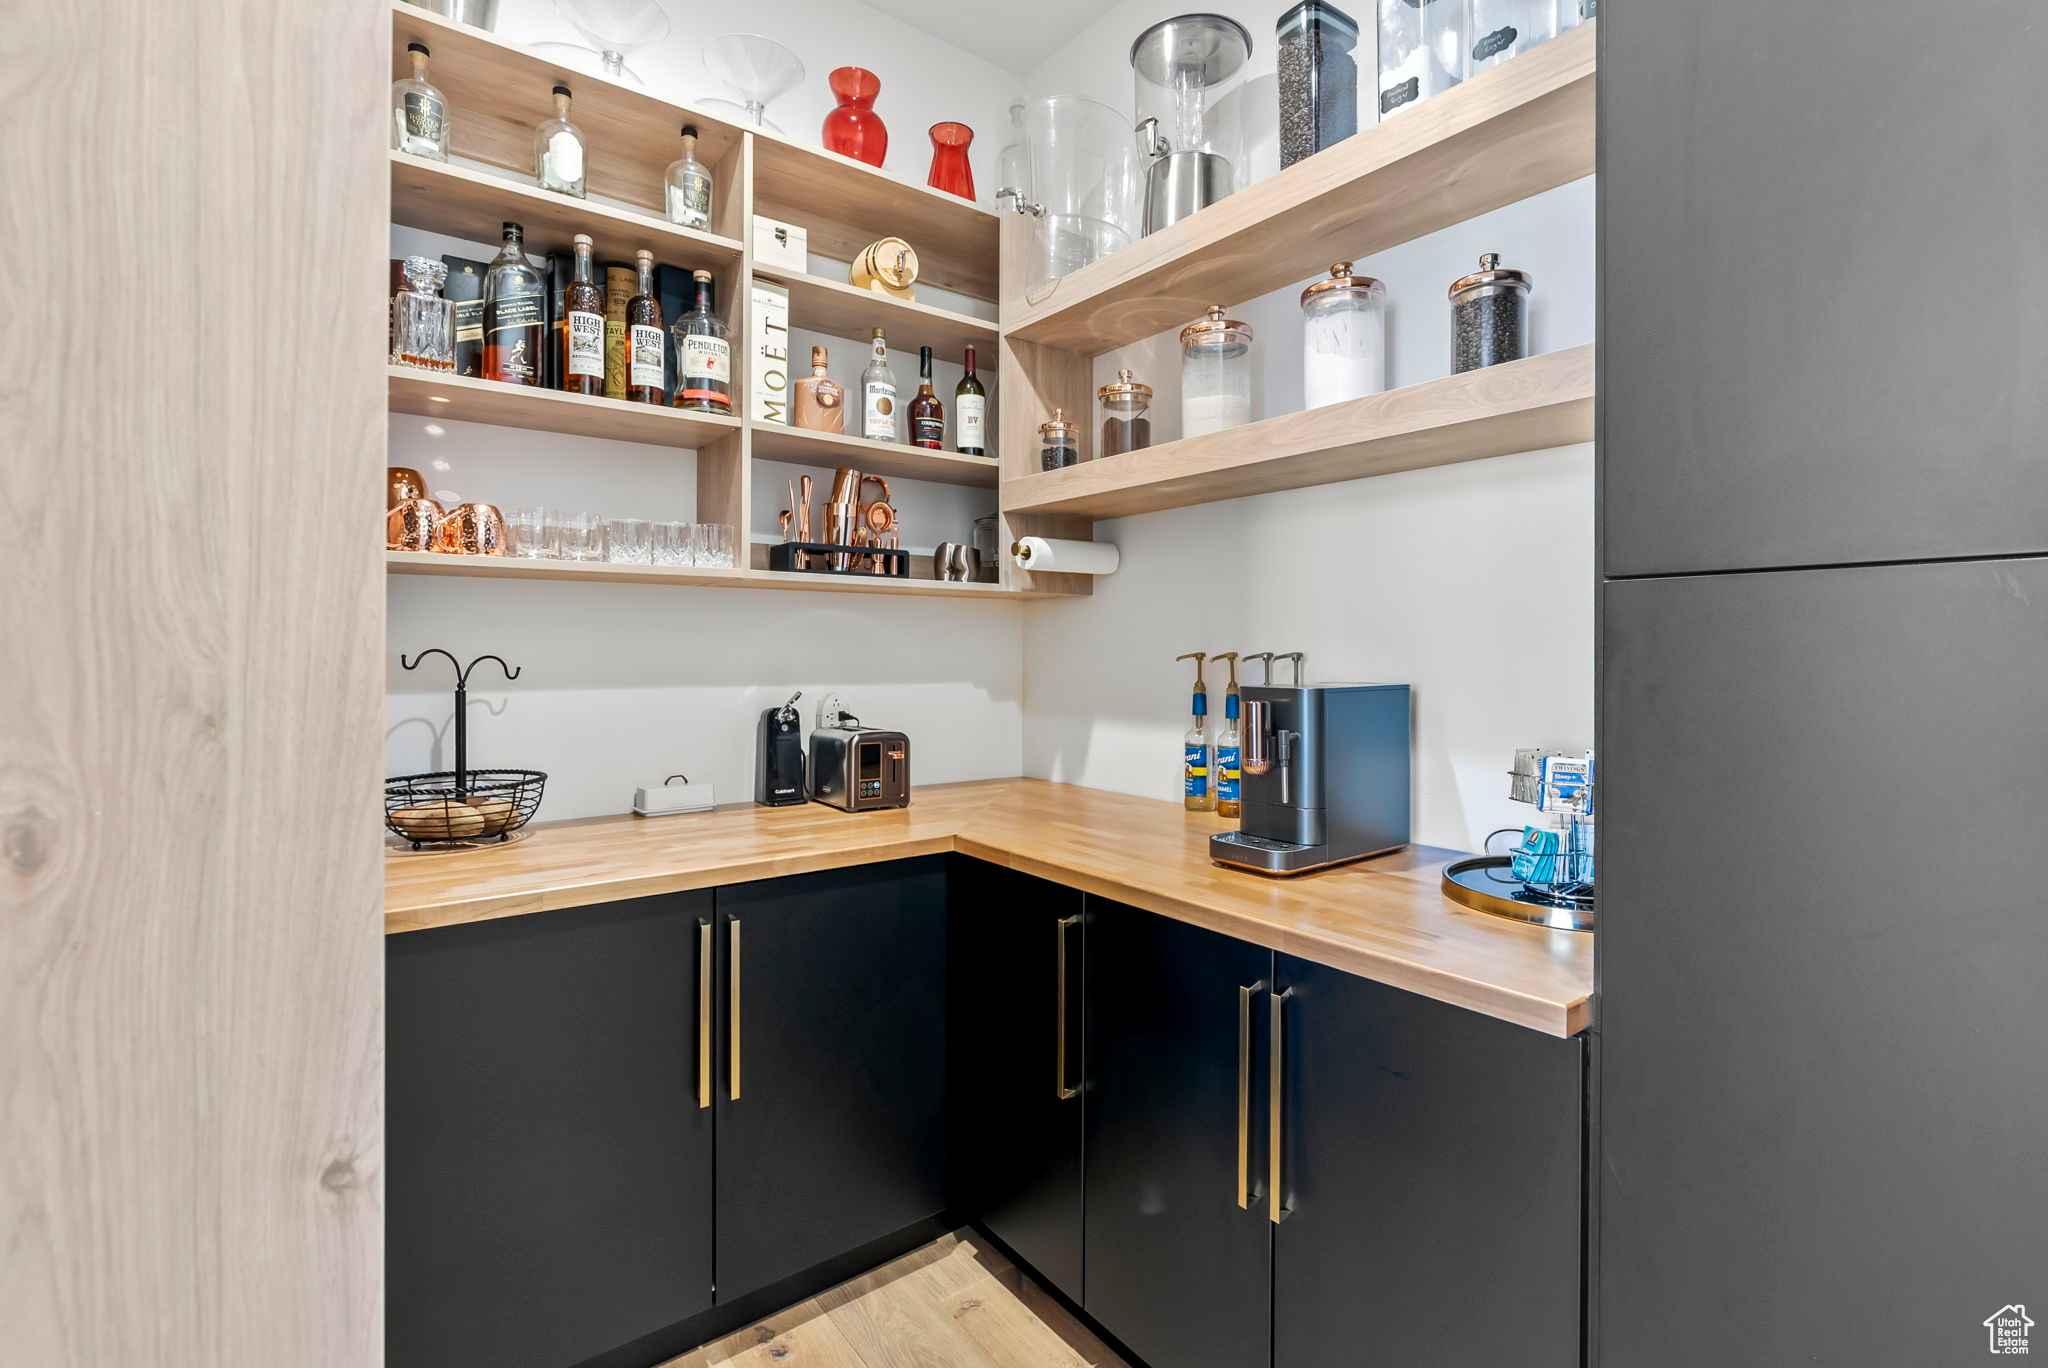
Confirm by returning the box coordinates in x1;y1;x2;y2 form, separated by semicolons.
385;768;546;846
385;650;546;849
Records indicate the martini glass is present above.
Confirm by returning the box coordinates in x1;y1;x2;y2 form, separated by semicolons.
696;34;805;134
528;0;672;85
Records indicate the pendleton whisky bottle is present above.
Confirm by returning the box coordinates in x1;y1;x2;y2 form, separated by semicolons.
559;234;605;395
670;269;731;414
624;250;666;405
482;222;545;386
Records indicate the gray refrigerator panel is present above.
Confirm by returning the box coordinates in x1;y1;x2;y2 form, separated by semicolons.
1598;559;2048;1365
1600;0;2048;577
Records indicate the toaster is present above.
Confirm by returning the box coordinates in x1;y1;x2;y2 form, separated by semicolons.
807;726;911;811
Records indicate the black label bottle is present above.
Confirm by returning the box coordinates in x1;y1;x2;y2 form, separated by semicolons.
482;221;544;386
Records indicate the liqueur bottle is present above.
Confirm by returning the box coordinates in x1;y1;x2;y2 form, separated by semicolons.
665;124;713;230
670;269;732;414
482;222;545;386
860;328;897;443
909;346;944;449
625;249;665;405
534;84;587;197
954;345;987;454
792;346;844;433
558;234;606;396
391;42;448;161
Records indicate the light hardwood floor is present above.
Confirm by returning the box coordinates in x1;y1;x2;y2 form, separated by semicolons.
660;1232;1130;1368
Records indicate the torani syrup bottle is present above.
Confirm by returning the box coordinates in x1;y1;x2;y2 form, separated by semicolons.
1176;652;1216;812
1213;651;1243;818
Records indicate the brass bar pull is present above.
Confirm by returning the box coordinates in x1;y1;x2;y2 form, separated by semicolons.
1269;987;1293;1224
1237;982;1259;1209
697;920;712;1110
728;917;742;1102
1055;914;1081;1100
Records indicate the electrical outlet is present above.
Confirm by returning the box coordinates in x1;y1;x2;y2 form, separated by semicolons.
816;693;847;729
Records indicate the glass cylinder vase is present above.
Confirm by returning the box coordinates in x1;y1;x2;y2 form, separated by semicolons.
927;121;975;201
822;67;887;167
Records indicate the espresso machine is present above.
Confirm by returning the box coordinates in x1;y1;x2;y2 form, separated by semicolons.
1209;681;1411;876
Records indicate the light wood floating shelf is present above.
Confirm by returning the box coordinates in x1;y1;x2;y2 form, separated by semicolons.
386;551;1033;599
749;423;1000;487
750;133;1000;302
758;267;999;355
1002;346;1594;519
999;20;1596;354
386;550;746;587
389;153;743;265
387;367;742;448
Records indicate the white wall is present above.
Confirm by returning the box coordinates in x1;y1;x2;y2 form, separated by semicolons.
1016;1;1594;852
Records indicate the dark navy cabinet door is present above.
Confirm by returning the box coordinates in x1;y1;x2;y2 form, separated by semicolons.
386;893;715;1368
713;858;950;1302
950;858;1087;1302
1600;561;2048;1364
1270;956;1581;1368
1084;898;1274;1368
1602;0;2048;576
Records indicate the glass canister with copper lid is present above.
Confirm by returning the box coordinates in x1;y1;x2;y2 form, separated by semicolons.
1180;305;1254;438
1449;252;1532;372
1301;261;1386;407
1038;409;1080;471
1097;369;1154;456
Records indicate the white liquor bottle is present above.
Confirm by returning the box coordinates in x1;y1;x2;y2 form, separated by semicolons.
391;42;448;161
860;328;898;443
534;84;587;198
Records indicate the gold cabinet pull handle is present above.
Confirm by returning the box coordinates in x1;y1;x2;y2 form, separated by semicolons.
728;917;742;1101
1269;987;1293;1224
697;919;712;1110
1238;982;1260;1209
1055;914;1082;1100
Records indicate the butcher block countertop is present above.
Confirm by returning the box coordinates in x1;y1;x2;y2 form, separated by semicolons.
385;779;1595;1037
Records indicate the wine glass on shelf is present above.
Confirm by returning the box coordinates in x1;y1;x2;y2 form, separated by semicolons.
696;34;805;134
527;0;672;85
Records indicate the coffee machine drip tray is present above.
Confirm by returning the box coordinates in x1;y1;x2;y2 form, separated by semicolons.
1211;830;1399;877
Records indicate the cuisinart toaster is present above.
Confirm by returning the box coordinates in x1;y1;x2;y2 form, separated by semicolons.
808;724;911;811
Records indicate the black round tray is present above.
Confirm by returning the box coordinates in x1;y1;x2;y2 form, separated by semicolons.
1441;855;1594;932
384;768;546;849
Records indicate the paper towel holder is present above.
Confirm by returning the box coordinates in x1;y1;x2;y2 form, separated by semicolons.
1011;536;1121;575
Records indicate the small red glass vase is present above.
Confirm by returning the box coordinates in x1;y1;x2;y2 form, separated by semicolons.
822;67;886;167
926;121;975;201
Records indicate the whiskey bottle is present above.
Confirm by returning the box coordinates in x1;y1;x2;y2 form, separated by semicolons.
670;269;732;414
665;125;713;231
909;346;945;449
860;328;897;443
559;233;606;395
792;345;844;433
625;249;666;405
534;84;587;198
955;345;987;455
482;222;545;386
391;42;448;161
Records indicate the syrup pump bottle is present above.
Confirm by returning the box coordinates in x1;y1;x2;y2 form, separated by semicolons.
1212;652;1243;819
1175;652;1216;812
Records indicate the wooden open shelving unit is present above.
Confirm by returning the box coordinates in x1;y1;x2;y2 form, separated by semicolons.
1003;345;1595;519
383;3;1595;601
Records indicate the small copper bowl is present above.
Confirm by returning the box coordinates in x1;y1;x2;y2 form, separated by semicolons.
387;497;442;551
433;502;509;555
387;465;430;509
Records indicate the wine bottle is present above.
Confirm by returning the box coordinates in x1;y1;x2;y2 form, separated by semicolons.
955;345;987;455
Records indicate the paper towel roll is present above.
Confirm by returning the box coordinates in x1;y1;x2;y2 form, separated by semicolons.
1012;536;1120;575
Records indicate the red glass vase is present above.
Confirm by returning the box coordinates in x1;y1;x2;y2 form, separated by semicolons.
926;121;975;201
822;67;886;167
